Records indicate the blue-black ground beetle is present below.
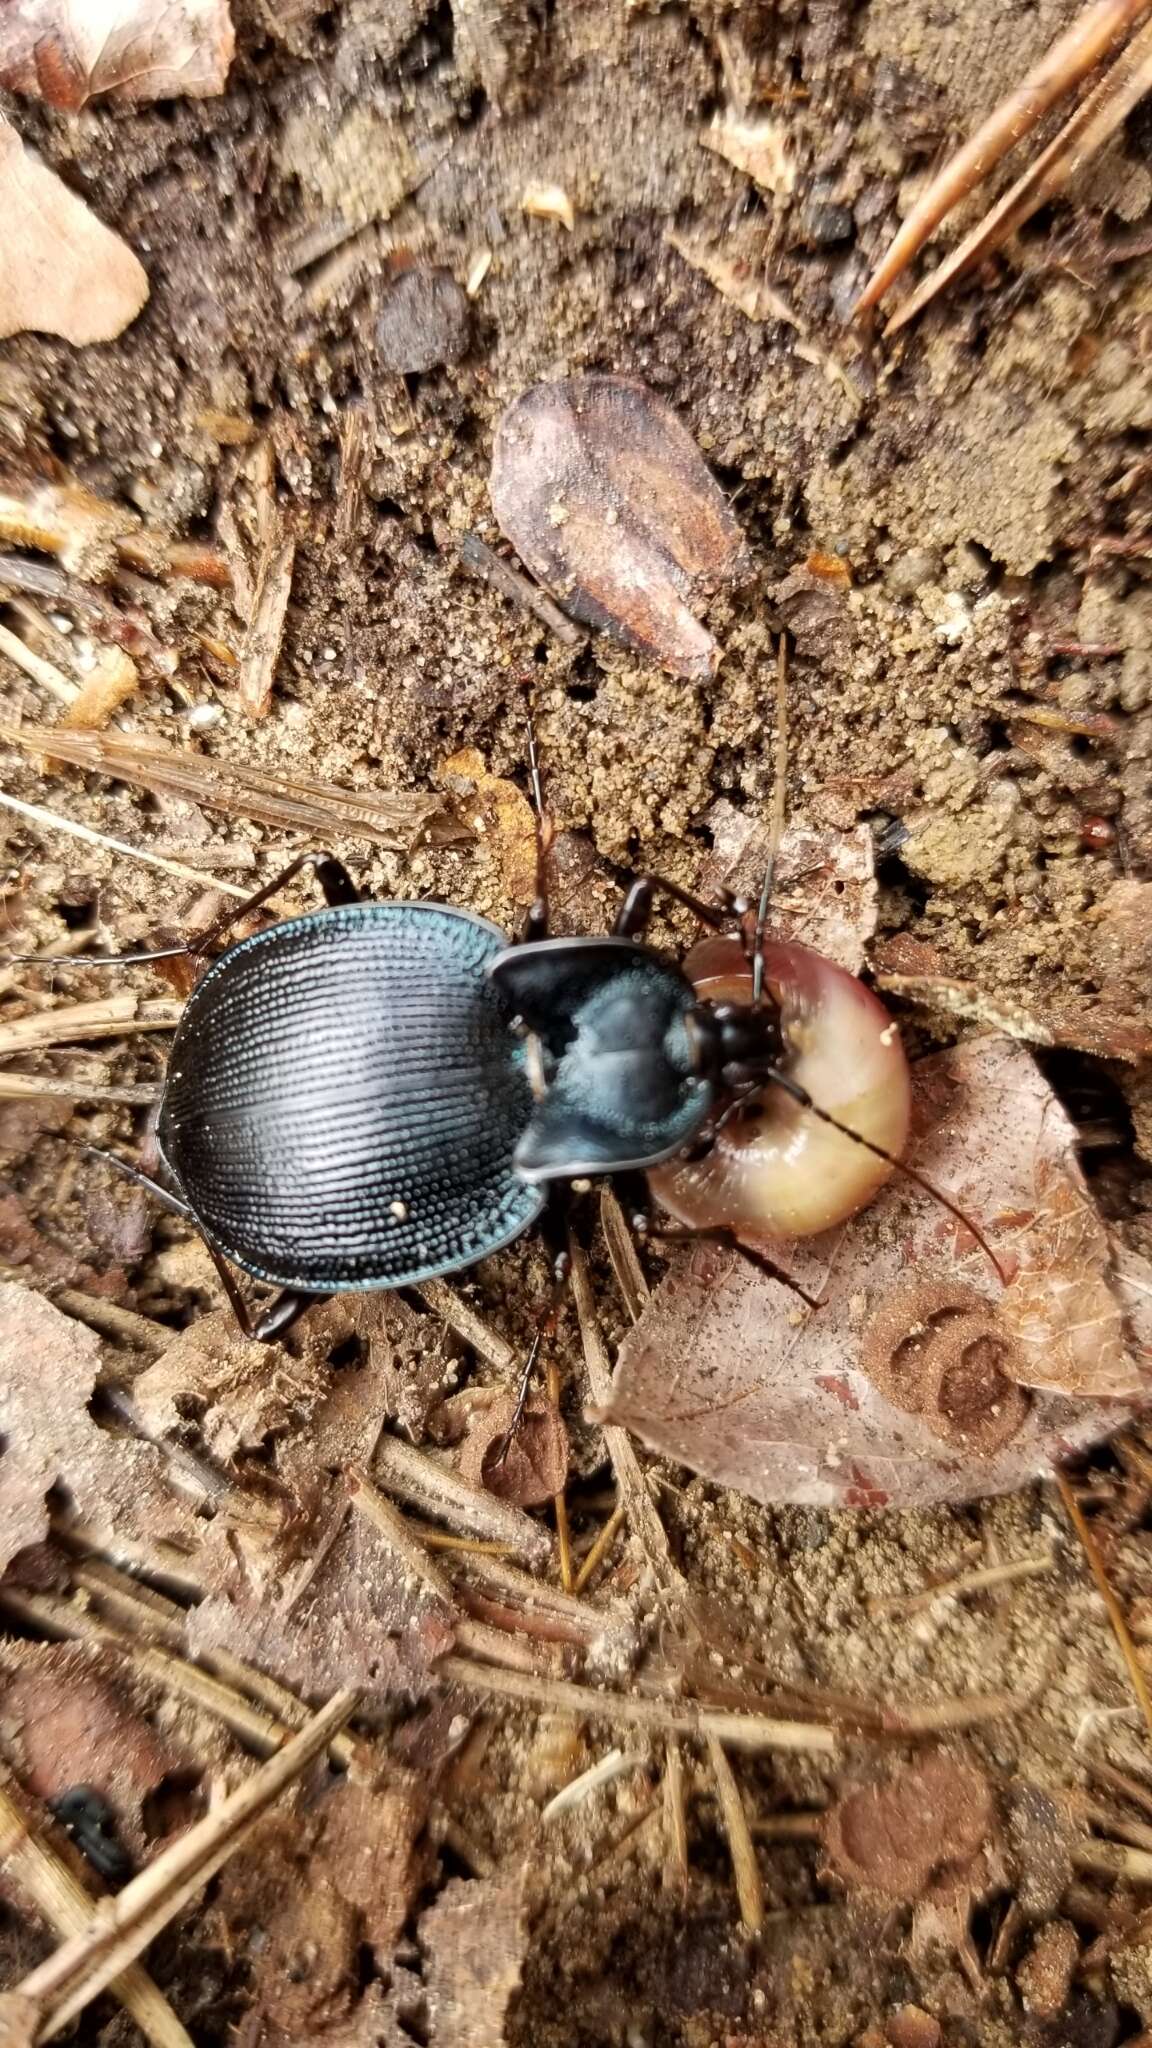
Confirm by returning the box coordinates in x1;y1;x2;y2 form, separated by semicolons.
62;746;987;1365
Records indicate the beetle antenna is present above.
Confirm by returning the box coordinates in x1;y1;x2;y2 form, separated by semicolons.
75;1143;194;1220
1;944;192;969
762;1064;1007;1284
752;633;790;1009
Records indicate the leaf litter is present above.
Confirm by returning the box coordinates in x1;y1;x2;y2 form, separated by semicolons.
0;0;234;108
0;114;148;345
490;375;751;679
608;1034;1152;1509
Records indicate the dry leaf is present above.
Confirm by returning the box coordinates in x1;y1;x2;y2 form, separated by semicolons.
422;1868;529;2048
1000;1158;1142;1398
457;1393;569;1508
490;375;751;680
216;1768;434;2048
0;113;148;343
0;1646;184;1862
0;0;234;107
702;111;796;196
139;1302;458;1702
824;1754;994;1899
666;228;803;330
608;1037;1152;1509
0;1288;202;1574
441;746;538;906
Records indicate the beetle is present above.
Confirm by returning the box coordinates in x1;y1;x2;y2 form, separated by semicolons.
39;725;995;1354
77;814;993;1357
85;849;809;1340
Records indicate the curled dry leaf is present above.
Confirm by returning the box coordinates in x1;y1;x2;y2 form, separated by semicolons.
0;114;148;344
490;375;751;680
457;1393;569;1508
0;0;234;107
608;1037;1152;1509
824;1754;994;1900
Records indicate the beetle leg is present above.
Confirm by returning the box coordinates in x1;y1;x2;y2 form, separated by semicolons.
616;1172;823;1309
186;850;362;959
253;1288;328;1343
79;1144;193;1219
490;1183;574;1462
612;874;740;940
200;1240;327;1344
7;854;364;973
518;715;553;944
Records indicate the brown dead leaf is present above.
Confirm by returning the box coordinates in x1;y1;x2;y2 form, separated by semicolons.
216;1761;433;2048
875;966;1152;1063
159;1303;456;1701
0;1645;183;1861
0;1289;452;1705
0;113;148;343
609;1037;1152;1510
441;747;538;907
0;1288;202;1574
1001;1158;1141;1398
0;0;235;108
422;1868;529;2048
457;1394;569;1508
490;375;751;680
824;1754;994;1900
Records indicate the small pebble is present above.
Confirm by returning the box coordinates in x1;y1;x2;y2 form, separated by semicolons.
376;268;472;375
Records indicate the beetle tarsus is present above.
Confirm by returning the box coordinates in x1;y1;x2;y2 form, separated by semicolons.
612;873;732;941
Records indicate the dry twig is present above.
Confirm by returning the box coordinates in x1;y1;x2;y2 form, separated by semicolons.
0;722;463;850
570;1241;685;1601
1056;1469;1152;1746
372;1434;551;1566
883;8;1152;335
0;1072;159;1106
866;1551;1054;1618
662;1737;689;1893
0;618;79;706
0;993;182;1056
458;533;584;647
573;1501;627;1596
0;787;251;898
707;1735;764;1932
854;0;1151;319
439;1657;837;1754
600;1186;650;1325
